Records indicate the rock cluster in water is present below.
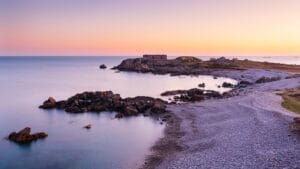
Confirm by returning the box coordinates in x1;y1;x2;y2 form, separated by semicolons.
8;127;48;143
39;91;167;118
161;88;223;102
161;80;252;103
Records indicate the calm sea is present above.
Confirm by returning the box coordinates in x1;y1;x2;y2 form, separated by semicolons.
0;56;237;169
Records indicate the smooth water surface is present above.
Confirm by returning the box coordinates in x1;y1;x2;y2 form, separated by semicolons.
0;56;237;169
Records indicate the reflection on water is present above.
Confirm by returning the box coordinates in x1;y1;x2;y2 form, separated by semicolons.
0;57;237;169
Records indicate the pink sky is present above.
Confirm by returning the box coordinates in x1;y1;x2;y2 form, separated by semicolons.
1;0;300;56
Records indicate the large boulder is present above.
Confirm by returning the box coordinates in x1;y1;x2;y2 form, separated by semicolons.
8;127;48;143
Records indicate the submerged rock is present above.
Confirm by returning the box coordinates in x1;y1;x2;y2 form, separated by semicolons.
8;127;48;143
40;91;167;118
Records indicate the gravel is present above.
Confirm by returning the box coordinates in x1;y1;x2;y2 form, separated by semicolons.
156;72;300;169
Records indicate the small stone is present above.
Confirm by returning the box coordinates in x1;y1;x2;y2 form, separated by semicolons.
83;124;92;129
99;64;107;69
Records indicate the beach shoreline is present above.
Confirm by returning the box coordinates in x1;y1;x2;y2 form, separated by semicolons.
141;67;300;169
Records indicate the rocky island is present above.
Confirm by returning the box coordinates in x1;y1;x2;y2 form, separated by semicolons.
8;127;48;144
113;55;300;76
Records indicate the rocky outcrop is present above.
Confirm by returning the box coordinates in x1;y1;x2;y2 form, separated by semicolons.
99;64;107;69
8;127;48;143
40;91;167;118
113;55;242;76
39;97;56;109
255;76;281;84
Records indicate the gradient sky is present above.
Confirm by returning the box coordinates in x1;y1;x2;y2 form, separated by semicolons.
1;0;300;56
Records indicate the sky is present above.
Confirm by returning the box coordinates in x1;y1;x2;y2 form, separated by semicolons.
1;0;300;56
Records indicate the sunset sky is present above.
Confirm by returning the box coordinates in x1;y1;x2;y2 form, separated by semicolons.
1;0;300;56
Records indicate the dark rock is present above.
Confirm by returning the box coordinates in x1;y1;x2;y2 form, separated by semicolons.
8;127;48;143
83;124;92;129
294;117;300;123
162;88;222;102
198;83;205;88
39;97;56;109
237;80;252;88
256;76;281;84
161;90;187;96
290;118;300;132
143;54;167;60
40;91;167;118
175;56;201;62
99;64;107;69
55;101;66;109
115;113;124;118
222;82;234;88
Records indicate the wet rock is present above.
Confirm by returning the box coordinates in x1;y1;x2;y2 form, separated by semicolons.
255;76;281;84
99;64;107;69
39;97;56;109
8;127;48;143
237;80;252;88
222;82;234;88
162;88;222;103
198;83;205;88
115;113;124;119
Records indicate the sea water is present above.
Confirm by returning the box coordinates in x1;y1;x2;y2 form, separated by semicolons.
0;56;253;169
